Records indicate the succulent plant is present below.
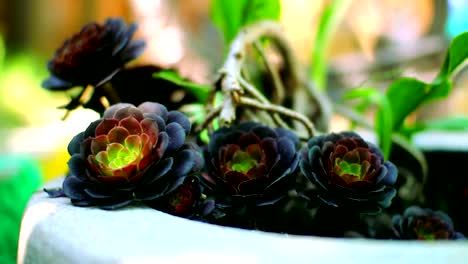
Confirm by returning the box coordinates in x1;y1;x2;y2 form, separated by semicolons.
62;102;200;209
147;175;203;217
392;206;465;240
299;132;398;214
203;122;300;208
42;17;145;91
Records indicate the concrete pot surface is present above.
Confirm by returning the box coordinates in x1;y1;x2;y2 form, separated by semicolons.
18;178;468;264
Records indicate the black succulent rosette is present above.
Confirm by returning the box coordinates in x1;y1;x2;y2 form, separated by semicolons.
202;122;300;217
300;132;398;214
43;18;145;91
42;18;146;113
392;206;465;240
147;175;203;217
58;102;201;210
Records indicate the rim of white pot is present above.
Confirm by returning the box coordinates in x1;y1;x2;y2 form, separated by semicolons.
17;178;468;264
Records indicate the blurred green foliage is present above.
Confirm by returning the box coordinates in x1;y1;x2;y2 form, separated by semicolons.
211;0;280;49
0;155;42;264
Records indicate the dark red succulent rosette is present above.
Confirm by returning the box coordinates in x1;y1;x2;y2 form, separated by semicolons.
203;122;300;208
300;132;398;214
146;175;203;217
42;17;145;91
392;206;465;240
61;102;201;209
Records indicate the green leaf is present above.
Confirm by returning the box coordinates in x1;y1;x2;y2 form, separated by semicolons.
211;0;280;45
342;88;393;158
310;0;352;91
416;116;468;132
0;34;4;71
386;78;452;130
436;31;468;80
342;87;376;129
375;95;393;160
342;87;379;101
153;70;211;103
386;78;429;130
386;32;467;131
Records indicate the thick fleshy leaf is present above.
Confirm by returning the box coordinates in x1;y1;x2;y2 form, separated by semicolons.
84;188;114;199
140;118;159;144
252;125;277;139
91;135;110;155
307;146;321;165
119;116;143;135
260;138;279;168
108;126;130;143
84;120;102;138
113;21;135;55
170;149;195;176
276;137;296;166
246;143;263;161
95;151;110;167
114;106;144;121
165;122;185;153
41;75;73;90
145;157;174;184
120;40;146;63
381;161;398;185
99;198;134;210
71;199;96;207
266;154;299;192
275;127;299;147
63;175;89;200
44;188;66;198
124;134;142;154
182;143;204;172
95;119;119;136
238;133;261;148
138;135;153;167
135;173;179;200
68;132;84;155
167;111;191;135
106;143;125;161
103;103;134;119
220;144;240;165
68;154;87;178
138;102;168;120
155;132;169;159
144;113;166;133
237;122;258;132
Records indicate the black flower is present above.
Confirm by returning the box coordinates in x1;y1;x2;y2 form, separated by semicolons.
42;17;145;91
392;206;465;240
300;132;398;213
61;102;200;209
203;122;300;207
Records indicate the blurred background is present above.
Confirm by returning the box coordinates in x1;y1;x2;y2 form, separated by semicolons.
0;0;467;263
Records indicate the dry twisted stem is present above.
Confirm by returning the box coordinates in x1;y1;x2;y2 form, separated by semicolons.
237;96;317;140
200;20;328;139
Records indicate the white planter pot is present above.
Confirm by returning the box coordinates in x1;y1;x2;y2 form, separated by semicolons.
17;178;468;264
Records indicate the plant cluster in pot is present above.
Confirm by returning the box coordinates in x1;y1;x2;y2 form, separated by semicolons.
18;1;468;263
